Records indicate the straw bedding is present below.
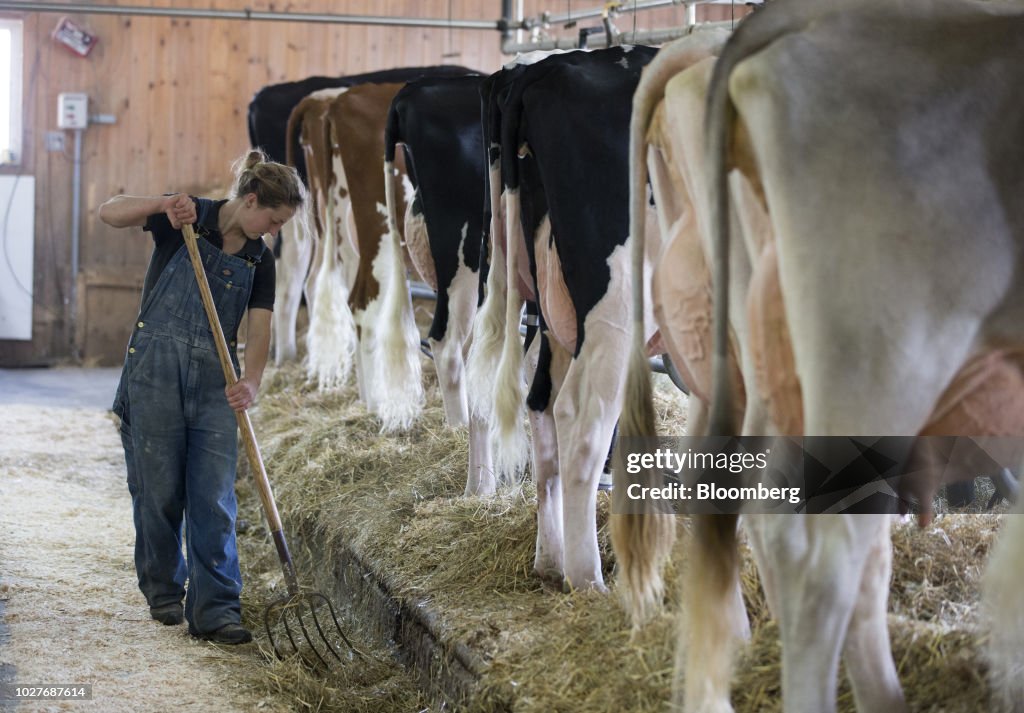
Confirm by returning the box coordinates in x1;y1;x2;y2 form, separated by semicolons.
232;358;1003;713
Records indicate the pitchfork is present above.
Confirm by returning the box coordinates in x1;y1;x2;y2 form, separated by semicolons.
182;222;359;668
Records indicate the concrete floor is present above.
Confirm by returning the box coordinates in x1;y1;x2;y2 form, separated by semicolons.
0;367;121;410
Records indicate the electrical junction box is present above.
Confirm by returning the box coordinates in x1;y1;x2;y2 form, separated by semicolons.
52;17;97;57
58;93;89;129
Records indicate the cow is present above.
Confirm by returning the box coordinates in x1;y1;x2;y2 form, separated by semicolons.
473;46;659;592
382;74;495;495
286;87;359;390
465;53;562;429
282;90;358;389
246;66;476;363
661;1;1024;711
321;81;434;431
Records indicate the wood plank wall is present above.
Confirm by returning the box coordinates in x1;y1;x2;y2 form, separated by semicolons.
0;0;750;366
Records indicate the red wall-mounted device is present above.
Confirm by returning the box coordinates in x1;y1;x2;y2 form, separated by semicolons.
52;17;97;58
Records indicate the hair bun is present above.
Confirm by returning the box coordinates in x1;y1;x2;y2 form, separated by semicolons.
244;149;267;171
230;147;304;209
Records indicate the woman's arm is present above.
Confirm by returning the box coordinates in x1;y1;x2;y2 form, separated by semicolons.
225;307;272;411
98;193;196;229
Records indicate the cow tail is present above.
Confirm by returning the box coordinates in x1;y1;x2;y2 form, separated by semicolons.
676;514;744;710
983;513;1024;713
466;157;509;423
374;150;425;432
706;0;811;435
611;57;678;628
490;185;530;480
304;176;357;390
284;97;303;169
705;31;739;438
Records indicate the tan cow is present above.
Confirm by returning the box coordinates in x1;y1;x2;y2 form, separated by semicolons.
691;1;1024;712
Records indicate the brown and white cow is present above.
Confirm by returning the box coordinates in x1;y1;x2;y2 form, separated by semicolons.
287;87;359;390
322;82;424;431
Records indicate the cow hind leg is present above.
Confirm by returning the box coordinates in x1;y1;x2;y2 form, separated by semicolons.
759;515;888;713
305;198;357;390
842;516;907;713
528;333;566;584
465;413;496;498
431;259;480;429
273;219;313;364
553;329;628;592
431;331;469;427
983;512;1024;713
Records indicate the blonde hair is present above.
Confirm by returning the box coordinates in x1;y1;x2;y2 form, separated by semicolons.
231;148;305;208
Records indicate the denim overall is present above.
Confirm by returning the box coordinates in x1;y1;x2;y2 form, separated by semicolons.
113;209;258;634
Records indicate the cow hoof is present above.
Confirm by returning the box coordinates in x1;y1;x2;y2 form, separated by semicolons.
533;566;564;589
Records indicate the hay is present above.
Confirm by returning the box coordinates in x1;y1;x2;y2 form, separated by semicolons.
230;359;999;712
890;515;1001;627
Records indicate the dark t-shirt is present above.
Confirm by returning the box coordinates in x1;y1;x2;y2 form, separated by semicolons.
139;197;276;311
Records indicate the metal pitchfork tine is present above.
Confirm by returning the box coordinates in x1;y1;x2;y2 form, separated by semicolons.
181;223;359;667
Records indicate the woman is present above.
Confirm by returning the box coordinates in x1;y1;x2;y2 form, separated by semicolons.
100;149;304;644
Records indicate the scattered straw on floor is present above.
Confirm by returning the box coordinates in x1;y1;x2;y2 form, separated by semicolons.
233;360;1001;713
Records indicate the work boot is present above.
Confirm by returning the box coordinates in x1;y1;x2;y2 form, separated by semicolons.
150;602;184;626
189;622;253;645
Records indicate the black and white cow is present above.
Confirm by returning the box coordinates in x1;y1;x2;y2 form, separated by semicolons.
381;74;495;494
473;46;659;591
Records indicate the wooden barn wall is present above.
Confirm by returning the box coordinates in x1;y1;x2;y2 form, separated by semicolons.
0;0;750;367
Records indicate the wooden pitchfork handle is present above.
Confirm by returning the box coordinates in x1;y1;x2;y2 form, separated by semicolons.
181;223;301;597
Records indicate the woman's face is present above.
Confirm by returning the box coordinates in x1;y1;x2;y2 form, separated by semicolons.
240;193;296;239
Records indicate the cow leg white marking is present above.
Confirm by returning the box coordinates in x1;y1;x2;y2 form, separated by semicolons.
553;244;632;592
354;305;378;413
305;191;357;390
433;331;469;425
528;334;566;584
272;217;313;363
431;254;479;428
465;412;496;497
304;222;324;316
375;162;424;432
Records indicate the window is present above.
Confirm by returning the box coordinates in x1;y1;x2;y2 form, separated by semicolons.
0;18;23;165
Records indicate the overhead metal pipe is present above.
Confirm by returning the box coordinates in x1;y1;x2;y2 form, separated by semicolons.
500;19;735;53
0;2;498;29
538;0;681;27
523;0;761;31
